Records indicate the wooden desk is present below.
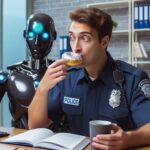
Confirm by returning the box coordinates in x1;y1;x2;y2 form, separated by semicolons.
0;127;44;150
0;127;91;150
0;127;150;150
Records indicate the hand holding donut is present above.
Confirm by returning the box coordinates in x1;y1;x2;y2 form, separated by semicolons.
38;52;82;93
39;59;68;93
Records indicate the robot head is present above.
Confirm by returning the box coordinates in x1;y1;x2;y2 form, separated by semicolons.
24;13;57;59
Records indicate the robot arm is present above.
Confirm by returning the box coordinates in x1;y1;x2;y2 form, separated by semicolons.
0;71;8;102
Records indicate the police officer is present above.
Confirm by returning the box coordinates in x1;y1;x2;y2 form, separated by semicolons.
28;7;150;149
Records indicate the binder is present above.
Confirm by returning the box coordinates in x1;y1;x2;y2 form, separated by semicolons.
139;2;144;28
134;3;139;29
149;2;150;28
143;2;149;28
59;36;71;58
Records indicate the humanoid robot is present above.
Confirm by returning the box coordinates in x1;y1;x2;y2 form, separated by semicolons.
0;13;57;129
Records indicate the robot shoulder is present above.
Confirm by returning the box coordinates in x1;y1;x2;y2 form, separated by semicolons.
7;61;27;70
0;71;9;84
116;60;147;79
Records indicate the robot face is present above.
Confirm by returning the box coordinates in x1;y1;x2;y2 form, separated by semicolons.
25;13;57;59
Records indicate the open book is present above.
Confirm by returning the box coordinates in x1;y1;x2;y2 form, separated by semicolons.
1;128;90;150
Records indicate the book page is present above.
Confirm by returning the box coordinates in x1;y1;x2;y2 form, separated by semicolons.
38;132;90;150
2;128;54;146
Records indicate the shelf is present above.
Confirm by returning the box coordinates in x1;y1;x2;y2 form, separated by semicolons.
133;0;145;2
112;29;129;34
87;0;131;63
87;1;130;9
132;61;150;64
134;28;150;32
87;0;150;76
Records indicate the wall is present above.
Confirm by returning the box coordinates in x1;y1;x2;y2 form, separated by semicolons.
0;0;2;67
1;0;27;126
0;0;2;125
33;0;128;61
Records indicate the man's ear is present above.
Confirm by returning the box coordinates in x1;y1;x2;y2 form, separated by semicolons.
101;35;110;48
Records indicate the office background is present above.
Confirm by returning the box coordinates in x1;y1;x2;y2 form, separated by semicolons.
0;0;119;126
0;0;150;126
0;0;30;126
34;0;128;60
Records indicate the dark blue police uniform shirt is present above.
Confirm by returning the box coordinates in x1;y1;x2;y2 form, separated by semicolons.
48;52;150;136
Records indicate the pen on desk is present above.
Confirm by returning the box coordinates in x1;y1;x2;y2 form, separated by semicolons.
14;147;19;150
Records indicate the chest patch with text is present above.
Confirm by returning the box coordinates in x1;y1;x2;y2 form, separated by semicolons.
63;96;80;106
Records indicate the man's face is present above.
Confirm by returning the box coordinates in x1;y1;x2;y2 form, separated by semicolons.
69;21;108;67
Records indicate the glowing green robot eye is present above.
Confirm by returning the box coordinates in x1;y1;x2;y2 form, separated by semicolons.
42;32;49;39
28;32;35;38
32;22;44;34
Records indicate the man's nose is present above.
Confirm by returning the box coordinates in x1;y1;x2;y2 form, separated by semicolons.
72;39;81;53
34;35;40;46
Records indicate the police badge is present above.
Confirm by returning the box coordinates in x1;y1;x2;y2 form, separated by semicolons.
109;89;121;108
138;79;150;98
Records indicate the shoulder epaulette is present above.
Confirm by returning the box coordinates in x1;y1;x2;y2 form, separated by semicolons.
116;60;144;77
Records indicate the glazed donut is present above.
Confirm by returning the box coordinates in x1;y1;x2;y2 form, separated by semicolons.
62;52;82;66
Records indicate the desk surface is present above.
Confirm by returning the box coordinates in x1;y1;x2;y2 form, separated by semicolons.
0;126;91;150
0;127;150;150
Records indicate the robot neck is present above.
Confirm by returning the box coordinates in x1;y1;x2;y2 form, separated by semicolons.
28;56;50;70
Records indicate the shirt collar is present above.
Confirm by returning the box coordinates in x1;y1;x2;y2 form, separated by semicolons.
76;68;88;82
76;52;116;87
99;52;116;87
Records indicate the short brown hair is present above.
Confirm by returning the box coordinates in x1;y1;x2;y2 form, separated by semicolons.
70;7;113;41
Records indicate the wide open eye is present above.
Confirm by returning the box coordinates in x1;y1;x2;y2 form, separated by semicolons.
80;35;91;42
42;32;49;39
28;31;35;38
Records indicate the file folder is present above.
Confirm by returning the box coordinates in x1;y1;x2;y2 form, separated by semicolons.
134;3;139;29
139;3;144;28
59;36;71;58
149;3;150;28
143;3;149;28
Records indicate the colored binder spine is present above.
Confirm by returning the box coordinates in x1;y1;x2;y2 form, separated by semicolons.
149;2;150;28
59;36;71;58
134;3;139;29
143;2;149;28
139;2;144;28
